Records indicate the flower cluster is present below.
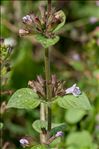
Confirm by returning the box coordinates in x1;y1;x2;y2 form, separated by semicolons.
28;75;81;99
28;75;66;99
19;7;62;38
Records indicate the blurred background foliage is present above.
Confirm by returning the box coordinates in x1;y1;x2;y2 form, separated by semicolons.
0;0;99;149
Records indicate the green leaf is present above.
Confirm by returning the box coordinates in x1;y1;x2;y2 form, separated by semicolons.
0;122;3;130
53;10;66;33
31;145;46;149
50;137;61;147
32;120;66;134
65;109;86;124
66;131;92;147
35;34;59;48
7;88;40;109
57;93;91;110
32;120;47;133
50;123;66;136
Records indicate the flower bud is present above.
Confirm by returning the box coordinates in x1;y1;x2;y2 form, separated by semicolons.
19;29;29;36
55;131;64;137
19;138;29;147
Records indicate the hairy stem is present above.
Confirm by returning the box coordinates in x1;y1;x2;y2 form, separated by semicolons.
40;103;46;143
40;0;52;144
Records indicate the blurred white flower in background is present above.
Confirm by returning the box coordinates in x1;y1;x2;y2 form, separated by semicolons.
89;17;98;24
4;37;16;47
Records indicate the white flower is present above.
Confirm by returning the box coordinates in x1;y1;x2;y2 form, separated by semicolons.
4;38;16;47
19;138;29;147
65;84;81;96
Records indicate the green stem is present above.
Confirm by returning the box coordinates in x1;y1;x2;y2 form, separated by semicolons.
44;48;52;133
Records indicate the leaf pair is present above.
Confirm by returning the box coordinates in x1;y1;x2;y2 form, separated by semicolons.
32;119;65;135
7;88;91;111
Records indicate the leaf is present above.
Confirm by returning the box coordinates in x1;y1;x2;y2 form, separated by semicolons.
50;137;61;147
7;88;40;109
57;93;91;110
0;122;3;130
32;120;65;134
50;123;66;136
35;34;59;48
53;10;66;33
31;145;46;149
66;131;92;147
32;120;47;133
65;109;86;124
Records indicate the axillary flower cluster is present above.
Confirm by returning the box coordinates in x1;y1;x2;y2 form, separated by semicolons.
19;7;62;38
28;75;81;99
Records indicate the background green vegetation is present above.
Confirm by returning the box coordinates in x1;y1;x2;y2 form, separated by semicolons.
1;0;99;149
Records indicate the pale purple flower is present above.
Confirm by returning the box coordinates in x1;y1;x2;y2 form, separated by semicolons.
55;131;64;137
19;138;29;147
89;17;98;24
22;15;32;24
96;0;99;6
72;53;80;61
65;84;81;96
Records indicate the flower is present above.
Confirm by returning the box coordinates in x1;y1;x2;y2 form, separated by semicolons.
55;131;64;137
22;15;32;25
89;17;98;24
96;0;99;6
4;37;16;47
65;84;81;96
19;138;29;147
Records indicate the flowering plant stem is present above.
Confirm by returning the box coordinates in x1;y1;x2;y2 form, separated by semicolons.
44;48;52;132
40;0;52;144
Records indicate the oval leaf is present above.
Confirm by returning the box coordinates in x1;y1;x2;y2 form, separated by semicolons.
65;109;86;124
35;34;59;48
32;120;47;133
57;93;91;110
66;131;92;147
53;10;66;33
7;88;40;109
